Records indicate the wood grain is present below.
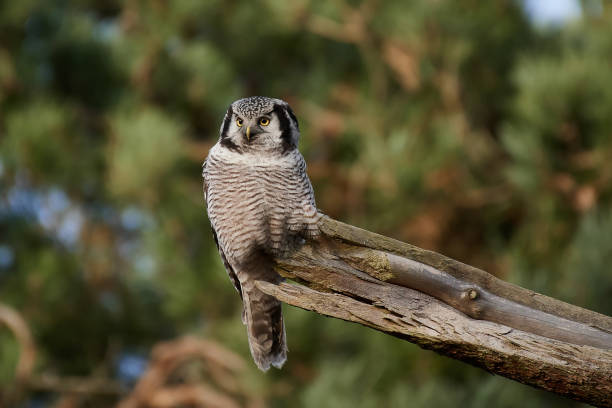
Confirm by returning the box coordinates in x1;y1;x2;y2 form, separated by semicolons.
257;215;612;407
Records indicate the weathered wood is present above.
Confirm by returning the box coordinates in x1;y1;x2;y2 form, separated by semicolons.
319;216;612;333
341;248;612;349
257;215;612;407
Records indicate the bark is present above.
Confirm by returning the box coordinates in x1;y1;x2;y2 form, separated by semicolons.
256;215;612;407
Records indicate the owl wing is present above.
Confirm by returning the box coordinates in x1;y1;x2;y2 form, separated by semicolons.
211;227;242;298
203;159;242;298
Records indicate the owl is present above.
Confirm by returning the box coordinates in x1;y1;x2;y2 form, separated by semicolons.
202;96;319;371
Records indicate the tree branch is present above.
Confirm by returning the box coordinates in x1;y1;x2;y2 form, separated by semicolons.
0;303;37;404
257;215;612;407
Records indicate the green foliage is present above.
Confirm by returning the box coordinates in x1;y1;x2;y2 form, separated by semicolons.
559;209;612;314
0;0;608;406
107;108;185;202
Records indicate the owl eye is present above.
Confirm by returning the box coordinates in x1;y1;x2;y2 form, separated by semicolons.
259;117;270;126
236;118;244;127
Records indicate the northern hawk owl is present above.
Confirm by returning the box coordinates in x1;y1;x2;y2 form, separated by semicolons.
203;96;319;371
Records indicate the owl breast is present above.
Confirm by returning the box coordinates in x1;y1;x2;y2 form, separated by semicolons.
204;145;318;263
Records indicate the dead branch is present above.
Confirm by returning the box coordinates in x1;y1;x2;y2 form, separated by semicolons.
0;303;37;404
0;307;260;408
257;215;612;407
117;336;263;408
0;304;36;383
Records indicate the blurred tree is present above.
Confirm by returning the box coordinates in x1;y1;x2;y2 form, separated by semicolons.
0;0;609;406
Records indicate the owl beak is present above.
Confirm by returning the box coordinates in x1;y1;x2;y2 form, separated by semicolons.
244;126;260;142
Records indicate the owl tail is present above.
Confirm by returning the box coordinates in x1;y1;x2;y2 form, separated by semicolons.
240;277;287;371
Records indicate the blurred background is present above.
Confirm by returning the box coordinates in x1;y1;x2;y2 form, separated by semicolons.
1;0;611;406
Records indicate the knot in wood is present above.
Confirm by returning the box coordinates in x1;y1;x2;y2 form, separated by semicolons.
461;288;479;301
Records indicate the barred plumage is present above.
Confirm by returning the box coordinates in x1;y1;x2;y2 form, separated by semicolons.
203;97;319;371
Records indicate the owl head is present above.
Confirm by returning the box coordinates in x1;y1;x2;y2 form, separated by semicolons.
218;96;300;154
